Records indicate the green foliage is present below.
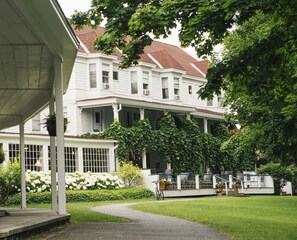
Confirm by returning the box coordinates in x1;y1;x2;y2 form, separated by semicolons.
117;162;144;187
221;128;258;174
0;148;5;164
6;187;154;205
257;162;297;195
0;160;21;205
72;0;297;165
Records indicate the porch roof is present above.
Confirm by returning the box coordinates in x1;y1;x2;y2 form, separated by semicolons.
77;96;225;119
0;0;79;130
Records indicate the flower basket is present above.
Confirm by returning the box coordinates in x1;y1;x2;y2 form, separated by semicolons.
43;113;68;137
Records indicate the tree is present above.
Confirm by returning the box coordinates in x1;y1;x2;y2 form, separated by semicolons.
70;1;297;164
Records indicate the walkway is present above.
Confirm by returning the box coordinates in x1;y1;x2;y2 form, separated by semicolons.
44;201;229;240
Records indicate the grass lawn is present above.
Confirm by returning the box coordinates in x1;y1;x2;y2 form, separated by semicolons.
131;196;297;240
25;198;154;223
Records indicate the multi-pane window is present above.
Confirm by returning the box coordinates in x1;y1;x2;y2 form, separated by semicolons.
142;71;149;93
48;146;78;173
113;71;118;80
102;64;109;84
131;71;138;94
207;99;213;106
174;77;180;96
162;77;169;99
9;144;43;171
32;114;41;131
64;147;78;173
89;64;97;88
218;93;223;107
83;148;110;173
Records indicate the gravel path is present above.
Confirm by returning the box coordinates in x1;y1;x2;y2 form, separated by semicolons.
44;200;229;240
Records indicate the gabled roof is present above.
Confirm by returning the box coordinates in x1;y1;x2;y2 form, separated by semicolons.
73;25;208;78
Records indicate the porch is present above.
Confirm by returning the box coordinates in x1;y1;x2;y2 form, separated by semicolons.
142;171;275;197
0;208;70;240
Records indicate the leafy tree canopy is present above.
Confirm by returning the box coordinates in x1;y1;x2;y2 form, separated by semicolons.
72;1;297;164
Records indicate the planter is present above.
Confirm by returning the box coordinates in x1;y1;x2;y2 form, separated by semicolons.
47;125;67;137
159;182;170;190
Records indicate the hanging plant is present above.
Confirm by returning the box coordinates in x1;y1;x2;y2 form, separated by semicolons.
43;113;69;136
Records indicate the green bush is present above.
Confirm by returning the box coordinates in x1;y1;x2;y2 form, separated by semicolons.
258;162;297;195
117;161;144;187
0;160;21;205
6;187;154;205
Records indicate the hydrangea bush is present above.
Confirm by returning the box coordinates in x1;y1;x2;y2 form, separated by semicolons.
26;171;125;193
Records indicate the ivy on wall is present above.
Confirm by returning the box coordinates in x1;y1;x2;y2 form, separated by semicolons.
82;114;257;174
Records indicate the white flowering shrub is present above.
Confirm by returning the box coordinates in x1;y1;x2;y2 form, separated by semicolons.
25;171;125;193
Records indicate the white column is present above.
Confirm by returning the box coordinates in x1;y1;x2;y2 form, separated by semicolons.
177;175;181;190
20;121;26;209
166;162;171;170
212;175;216;188
229;175;233;188
203;118;208;133
77;146;84;172
195;175;200;189
55;58;66;215
43;144;49;172
140;108;147;169
112;103;122;121
49;98;57;212
186;113;191;120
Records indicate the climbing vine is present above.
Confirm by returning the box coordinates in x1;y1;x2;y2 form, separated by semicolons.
81;114;257;175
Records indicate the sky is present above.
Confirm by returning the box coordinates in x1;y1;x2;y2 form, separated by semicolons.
57;0;198;59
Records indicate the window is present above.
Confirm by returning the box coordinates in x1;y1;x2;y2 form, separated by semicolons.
48;146;78;172
218;93;223;107
89;64;97;88
113;71;118;80
83;148;110;173
93;111;101;132
102;64;109;84
188;85;192;95
32;114;41;131
174;77;180;96
207;99;213;106
131;71;138;94
142;71;149;90
162;77;169;99
9;144;43;171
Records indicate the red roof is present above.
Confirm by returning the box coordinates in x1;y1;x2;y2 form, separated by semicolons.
73;25;208;78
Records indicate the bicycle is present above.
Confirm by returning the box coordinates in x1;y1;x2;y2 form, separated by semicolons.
152;181;164;200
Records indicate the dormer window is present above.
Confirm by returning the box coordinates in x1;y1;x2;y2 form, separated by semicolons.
162;77;169;99
142;71;149;95
102;64;110;90
131;71;138;94
174;77;180;99
89;64;97;88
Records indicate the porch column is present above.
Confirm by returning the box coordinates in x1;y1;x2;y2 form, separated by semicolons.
55;57;66;215
112;103;122;121
140;108;147;169
20;121;26;209
195;175;200;189
203;118;208;133
49;98;57;212
186;113;191;120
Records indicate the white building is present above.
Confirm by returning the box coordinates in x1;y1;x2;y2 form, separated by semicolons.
0;25;225;174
